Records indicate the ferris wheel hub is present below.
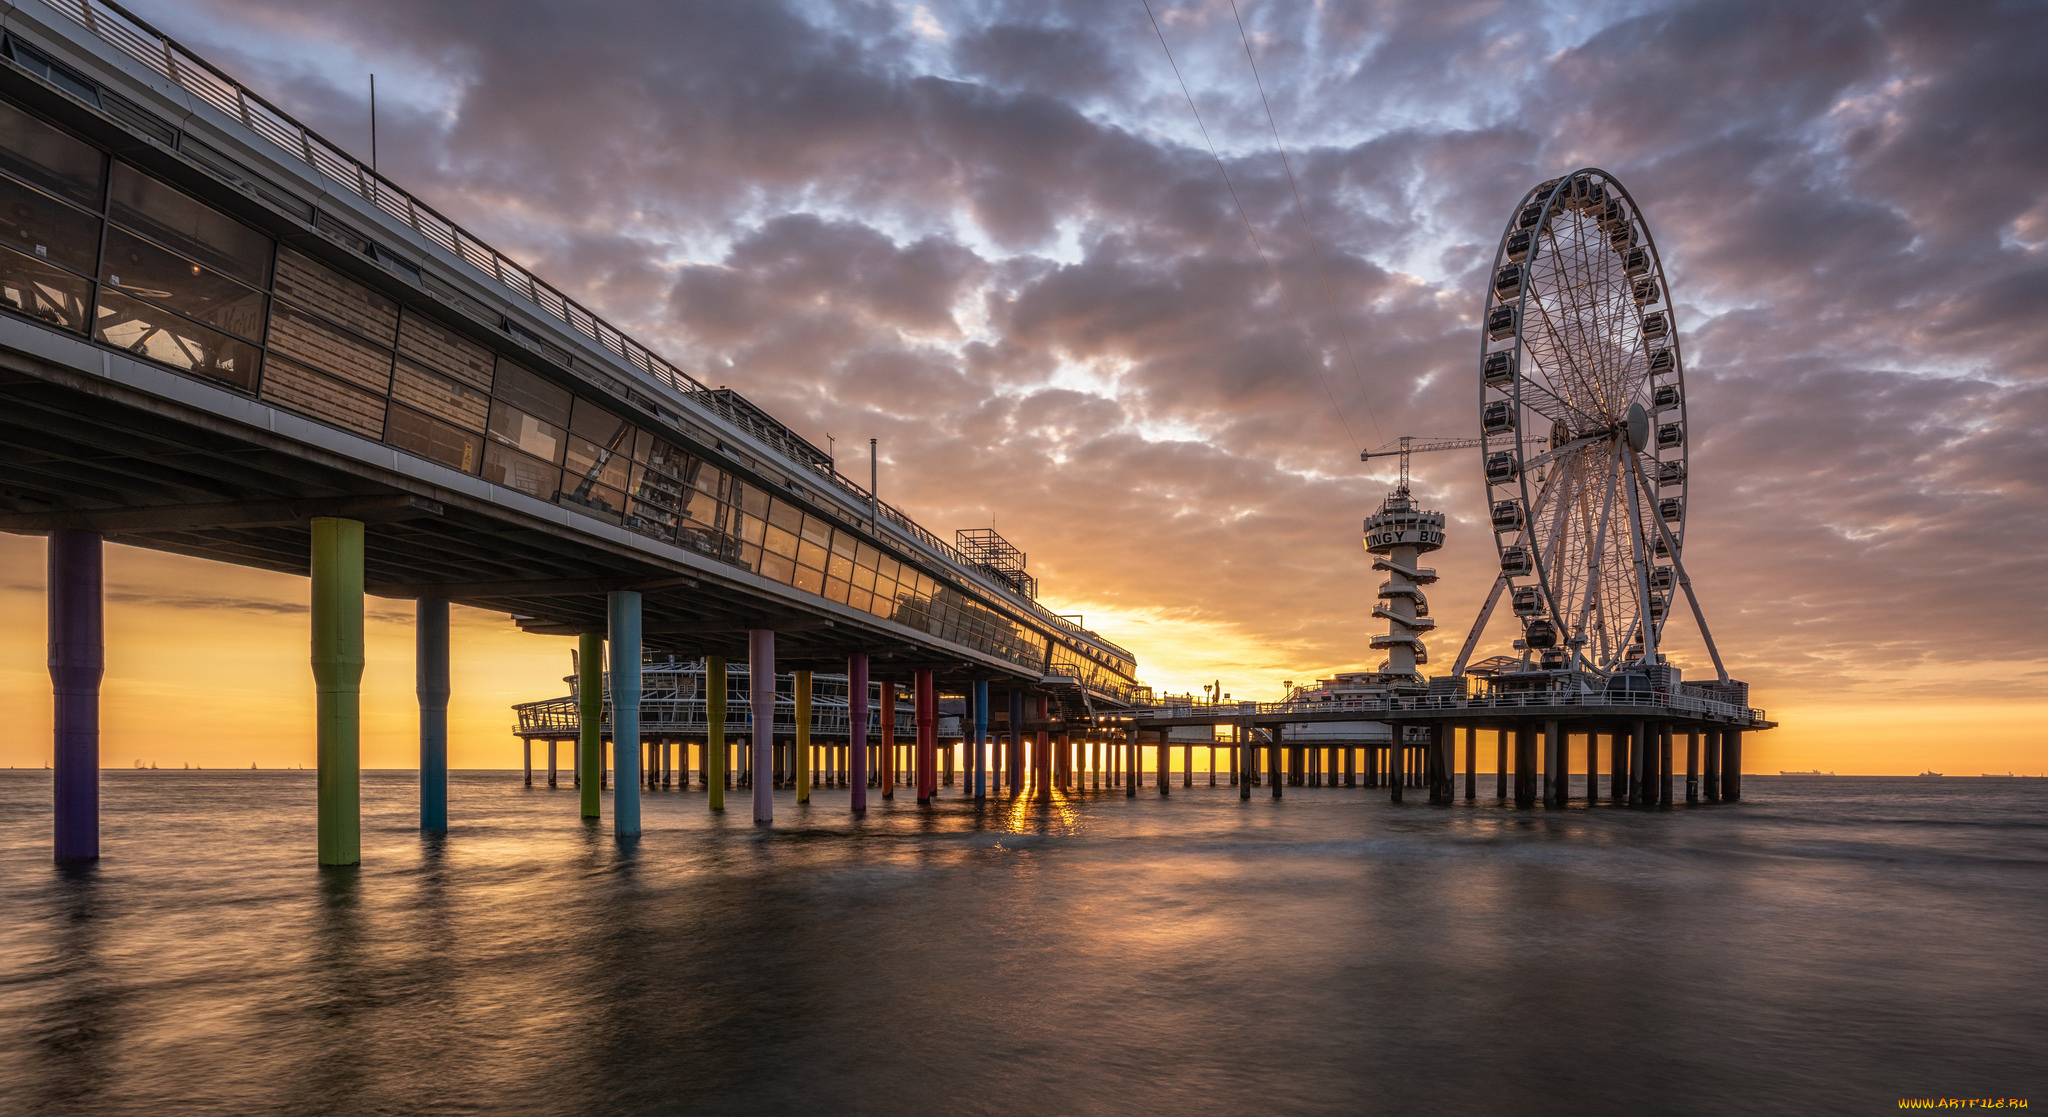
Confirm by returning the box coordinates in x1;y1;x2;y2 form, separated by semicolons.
1626;401;1650;452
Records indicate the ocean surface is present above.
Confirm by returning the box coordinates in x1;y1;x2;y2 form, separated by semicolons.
1;770;2042;1116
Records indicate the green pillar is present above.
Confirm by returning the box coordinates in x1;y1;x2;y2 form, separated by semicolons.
579;630;603;819
311;518;365;866
706;655;726;811
796;669;812;804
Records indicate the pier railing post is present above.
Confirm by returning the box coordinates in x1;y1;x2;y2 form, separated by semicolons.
311;518;365;865
417;596;449;832
609;592;642;836
49;529;103;862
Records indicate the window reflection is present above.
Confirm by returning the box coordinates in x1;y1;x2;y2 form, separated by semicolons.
103;226;266;341
0;246;89;332
0;174;100;273
95;287;259;389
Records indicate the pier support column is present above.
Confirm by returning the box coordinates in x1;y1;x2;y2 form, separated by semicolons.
1495;730;1507;799
1545;720;1563;807
972;680;989;800
1659;725;1674;808
49;529;103;862
879;678;897;800
578;630;603;819
1157;730;1170;798
1239;727;1252;801
1390;735;1404;803
1034;696;1051;800
1704;729;1721;802
417;597;450;831
1464;727;1477;802
1724;730;1742;801
1270;735;1284;799
796;670;813;804
1009;691;1025;795
548;740;558;787
707;656;727;811
915;669;936;805
1126;728;1138;797
848;654;869;813
609;592;642;836
312;518;365;865
750;630;774;826
1685;729;1699;804
1586;731;1598;805
1628;720;1646;807
1611;729;1629;803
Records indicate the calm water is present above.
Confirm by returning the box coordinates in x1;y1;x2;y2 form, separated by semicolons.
1;771;2043;1115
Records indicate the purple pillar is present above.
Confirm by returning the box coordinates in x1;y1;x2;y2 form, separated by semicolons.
750;629;774;826
848;653;869;813
50;530;104;861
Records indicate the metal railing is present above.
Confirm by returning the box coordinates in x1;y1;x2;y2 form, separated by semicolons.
1129;689;1766;726
42;0;1142;672
514;695;932;738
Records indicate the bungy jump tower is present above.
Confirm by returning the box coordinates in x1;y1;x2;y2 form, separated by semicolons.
1362;470;1445;692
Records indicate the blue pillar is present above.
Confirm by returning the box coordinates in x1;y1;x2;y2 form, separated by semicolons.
416;597;450;832
609;591;642;836
750;628;774;826
848;653;869;813
49;530;102;862
972;679;989;800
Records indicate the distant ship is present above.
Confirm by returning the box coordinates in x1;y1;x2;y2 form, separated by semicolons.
1918;771;1942;778
1779;769;1834;776
1981;772;2013;778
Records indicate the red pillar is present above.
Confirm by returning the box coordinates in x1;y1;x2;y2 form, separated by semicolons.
880;679;896;799
1034;695;1051;798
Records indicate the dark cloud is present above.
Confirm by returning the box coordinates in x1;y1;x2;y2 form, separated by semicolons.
119;0;2048;705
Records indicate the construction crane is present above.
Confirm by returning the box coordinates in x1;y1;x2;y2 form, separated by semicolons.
1361;434;1548;494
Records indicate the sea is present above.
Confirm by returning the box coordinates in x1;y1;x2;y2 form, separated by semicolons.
1;770;2042;1116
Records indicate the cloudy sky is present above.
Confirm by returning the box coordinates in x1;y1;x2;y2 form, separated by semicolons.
3;0;2043;772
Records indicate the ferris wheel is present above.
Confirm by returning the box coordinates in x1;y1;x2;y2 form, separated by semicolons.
1461;168;1715;679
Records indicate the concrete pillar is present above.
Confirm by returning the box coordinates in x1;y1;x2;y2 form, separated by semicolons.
1390;734;1405;803
1269;736;1283;799
1628;720;1647;807
971;680;989;799
547;739;557;788
1495;730;1507;799
1126;728;1139;798
750;630;774;825
848;654;869;813
1725;729;1742;801
1705;728;1721;802
1658;725;1673;807
49;529;103;862
1034;695;1051;799
608;592;642;836
1009;690;1025;795
1463;727;1476;801
576;631;604;820
1685;729;1699;803
417;598;450;823
915;669;936;804
311;518;365;865
1585;731;1598;805
1545;719;1562;807
1611;729;1628;803
879;678;896;800
1157;730;1170;797
793;672;811;803
1513;725;1535;807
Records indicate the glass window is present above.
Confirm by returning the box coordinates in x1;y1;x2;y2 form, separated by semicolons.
734;512;765;546
763;525;798;560
737;482;768;520
562;434;631;492
760;552;796;584
873;577;897;605
738;542;762;572
95;287;258;389
798;513;830;548
259;354;385;438
569;398;633;450
491;358;571;426
851;565;876;591
829;532;857;560
0;100;104;207
273;247;397;343
877;558;901;584
689;462;724;498
103;227;267;341
397;308;494;390
108;163;270;286
827;552;854;582
391;359;489;432
559;474;626;522
0;246;90;333
793;565;823;595
847;587;872;613
0;175;100;274
824;577;851;604
767;498;802;534
486;400;566;463
855;542;880;569
266;302;391;392
481;442;558;499
796;538;828;572
385;404;481;472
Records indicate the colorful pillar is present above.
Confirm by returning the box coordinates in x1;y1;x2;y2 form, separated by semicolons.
417;596;449;833
311;518;365;865
608;591;642;836
1034;695;1051;800
707;655;727;810
849;654;869;813
878;678;896;800
578;630;604;819
796;670;812;804
49;529;103;862
1008;690;1025;795
750;629;774;826
914;669;936;804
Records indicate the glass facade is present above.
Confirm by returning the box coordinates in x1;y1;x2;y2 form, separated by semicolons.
0;92;1118;680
